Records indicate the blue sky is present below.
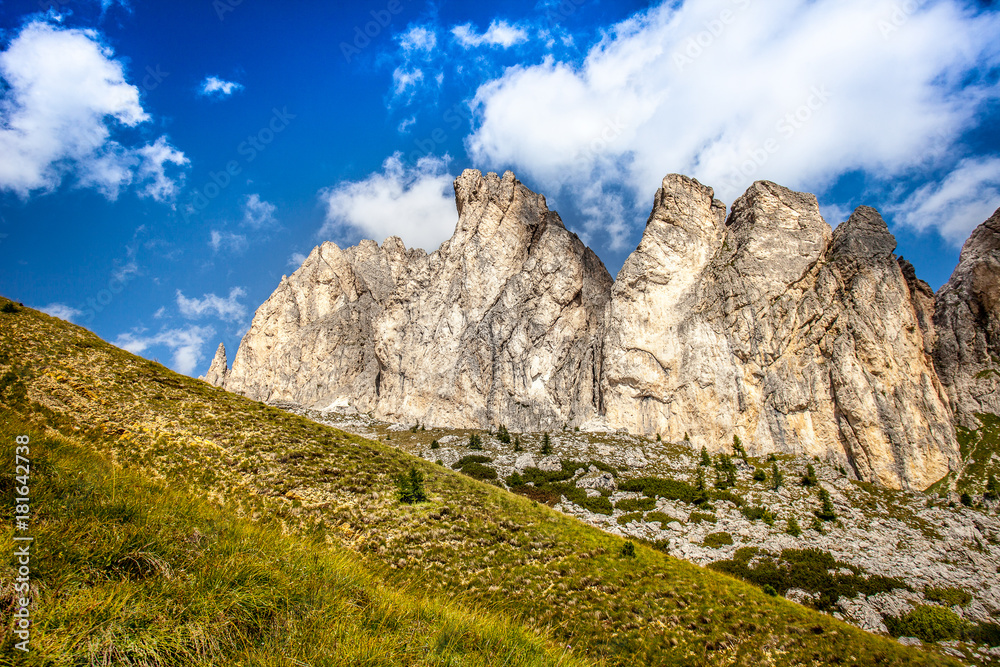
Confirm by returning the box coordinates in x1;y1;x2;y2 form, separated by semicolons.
1;0;998;377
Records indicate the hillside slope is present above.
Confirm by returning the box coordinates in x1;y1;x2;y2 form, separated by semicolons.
0;300;961;666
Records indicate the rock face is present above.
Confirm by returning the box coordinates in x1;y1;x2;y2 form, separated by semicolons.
223;170;613;430
210;170;1000;490
201;343;229;386
934;206;1000;428
601;178;955;489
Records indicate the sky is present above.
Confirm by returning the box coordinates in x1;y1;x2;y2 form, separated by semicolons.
0;0;998;378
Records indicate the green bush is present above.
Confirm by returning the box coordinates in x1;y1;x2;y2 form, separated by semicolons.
771;462;784;490
714;454;737;489
460;462;498;481
513;436;522;452
496;425;511;444
711;490;744;507
703;532;734;548
884;605;967;643
468;433;483;450
699;446;711;466
752;467;766;482
620;541;636;558
615;497;657;512
0;301;19;314
617;511;645;526
741;505;776;525
619;476;700;504
733;435;747;459
786;516;802;537
397;467;428;504
577;494;613;515
505;472;524;487
960;492;973;507
688;512;717;524
455;455;492;467
763;584;778;596
815;487;836;521
924;586;972;607
801;464;818;487
540;433;552;455
645;511;677;527
986;473;999;501
430;440;440;450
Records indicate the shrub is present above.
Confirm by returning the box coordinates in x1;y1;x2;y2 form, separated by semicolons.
884;605;967;643
578;494;613;515
815;487;836;521
620;541;636;558
619;476;700;504
468;433;483;450
801;464;818;487
771;462;784;490
714;454;737;489
741;505;775;525
699;446;711;466
656;433;661;441
430;440;440;450
763;584;778;596
986;473;999;501
969;622;1000;647
617;511;645;526
712;490;744;507
497;425;511;444
455;455;492;467
786;516;802;537
924;586;972;607
460;463;498;481
540;433;552;455
615;497;657;512
1;301;19;314
766;453;778;462
397;467;427;504
733;434;747;459
505;472;524;487
645;511;676;527
689;512;717;524
752;467;766;482
587;460;618;476
703;532;734;548
960;492;973;507
513;436;522;452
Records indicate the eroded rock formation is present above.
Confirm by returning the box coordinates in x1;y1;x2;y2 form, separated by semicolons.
207;169;1000;489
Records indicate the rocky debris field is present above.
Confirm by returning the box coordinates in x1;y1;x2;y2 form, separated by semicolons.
283;402;1000;666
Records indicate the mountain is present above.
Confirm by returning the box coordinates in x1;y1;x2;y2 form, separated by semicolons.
209;170;1000;491
0;298;967;666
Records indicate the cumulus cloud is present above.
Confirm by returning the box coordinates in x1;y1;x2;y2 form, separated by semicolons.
242;194;276;228
115;325;215;375
199;75;243;97
399;25;437;52
891;157;1000;245
209;230;248;254
0;20;187;201
39;303;84;322
465;0;1000;245
176;287;247;322
288;252;308;268
318;153;457;251
452;20;529;48
392;67;425;99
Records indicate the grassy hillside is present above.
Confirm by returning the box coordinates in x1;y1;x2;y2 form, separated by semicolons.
0;413;585;666
0;299;962;666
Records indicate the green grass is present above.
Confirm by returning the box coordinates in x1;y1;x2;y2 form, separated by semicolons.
0;414;578;666
0;300;965;666
956;412;1000;494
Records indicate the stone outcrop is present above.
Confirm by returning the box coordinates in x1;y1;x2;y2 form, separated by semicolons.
222;170;612;430
201;343;228;386
601;178;956;489
934;206;1000;428
209;170;1000;490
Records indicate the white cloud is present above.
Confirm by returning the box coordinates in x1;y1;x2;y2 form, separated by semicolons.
890;157;1000;245
318;153;457;251
400;25;437;52
176;287;247;322
209;230;248;254
452;20;529;49
288;252;308;267
0;20;187;201
115;325;215;375
242;193;276;228
465;0;1000;246
199;75;243;98
39;303;83;322
392;67;425;98
398;116;417;133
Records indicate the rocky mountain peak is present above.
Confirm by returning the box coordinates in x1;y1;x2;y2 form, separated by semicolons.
831;205;897;262
201;342;228;386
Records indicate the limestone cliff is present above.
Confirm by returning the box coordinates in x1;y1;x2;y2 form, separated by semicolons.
209;170;998;490
934;206;1000;428
601;178;955;489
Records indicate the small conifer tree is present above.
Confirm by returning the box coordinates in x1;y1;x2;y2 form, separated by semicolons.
699;446;711;467
397;467;427;504
801;464;818;487
540;432;552;456
815;487;836;521
771;462;784;490
513;436;523;452
986;473;999;501
733;434;747;459
468;433;483;450
786;516;802;537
